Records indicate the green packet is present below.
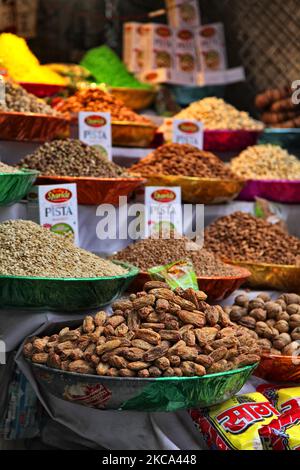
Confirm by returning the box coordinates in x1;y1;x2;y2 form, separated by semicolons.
148;259;199;291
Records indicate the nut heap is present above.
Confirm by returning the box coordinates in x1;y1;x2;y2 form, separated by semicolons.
0;161;18;173
227;292;300;356
18;139;126;178
231;144;300;180
204;212;300;265
55;87;152;124
111;237;240;277
130;143;237;179
0;220;128;278
0;81;60;116
25;281;260;377
174;97;264;130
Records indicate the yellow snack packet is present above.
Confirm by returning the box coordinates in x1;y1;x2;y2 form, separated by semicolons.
190;392;279;450
258;384;300;414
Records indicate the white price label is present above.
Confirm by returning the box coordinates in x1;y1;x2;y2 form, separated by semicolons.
145;186;182;238
172;119;203;149
38;183;79;245
78;111;112;160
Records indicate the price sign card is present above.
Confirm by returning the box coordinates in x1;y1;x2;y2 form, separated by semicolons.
145;186;182;238
172;119;204;149
78;111;112;160
38;183;79;245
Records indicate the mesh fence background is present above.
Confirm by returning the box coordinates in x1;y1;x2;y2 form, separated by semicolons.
200;0;300;93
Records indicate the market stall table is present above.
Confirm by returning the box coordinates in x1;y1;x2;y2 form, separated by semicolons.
0;289;268;450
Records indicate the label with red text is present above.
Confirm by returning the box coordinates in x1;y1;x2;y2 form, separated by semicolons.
38;183;79;244
172;119;203;148
79;111;112;160
190;393;279;450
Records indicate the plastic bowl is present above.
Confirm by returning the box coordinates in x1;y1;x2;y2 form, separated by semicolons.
238;179;300;203
204;129;262;152
0;169;38;205
36;175;145;205
0;262;139;311
18;82;66;98
255;353;300;383
28;361;258;411
128;266;251;301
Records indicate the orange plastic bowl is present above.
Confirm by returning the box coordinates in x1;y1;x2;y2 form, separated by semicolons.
127;265;251;301
255;353;300;383
36;175;145;205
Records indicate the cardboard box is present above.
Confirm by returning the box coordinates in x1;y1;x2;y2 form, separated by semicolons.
141;23;173;71
166;0;201;29
174;27;196;85
195;23;227;72
123;22;144;73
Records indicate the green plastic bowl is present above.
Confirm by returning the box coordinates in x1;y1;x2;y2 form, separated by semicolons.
28;361;258;411
0;169;38;205
0;262;138;311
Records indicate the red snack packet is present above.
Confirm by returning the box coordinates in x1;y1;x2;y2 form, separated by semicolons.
259;409;300;450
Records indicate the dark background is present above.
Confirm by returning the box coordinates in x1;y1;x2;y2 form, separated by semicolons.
28;0;300;113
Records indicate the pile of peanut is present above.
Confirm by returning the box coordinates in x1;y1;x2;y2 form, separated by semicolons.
24;281;260;378
55;87;152;125
231;144;300;180
174;97;264;131
226;293;300;356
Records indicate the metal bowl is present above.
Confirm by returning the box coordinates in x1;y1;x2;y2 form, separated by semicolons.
28;361;257;412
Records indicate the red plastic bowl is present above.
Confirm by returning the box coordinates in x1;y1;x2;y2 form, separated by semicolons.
238;179;300;203
204;129;262;152
19;82;66;98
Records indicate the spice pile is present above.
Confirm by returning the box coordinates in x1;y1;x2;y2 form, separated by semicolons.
55;87;152;124
204;212;300;265
0;81;61;115
24;280;260;377
227;292;300;356
130;143;237;178
174;97;264;130
111;237;239;277
80;45;151;90
0;33;66;85
255;86;300;128
18;139;126;178
0;161;18;173
231;144;300;180
0;220;128;278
